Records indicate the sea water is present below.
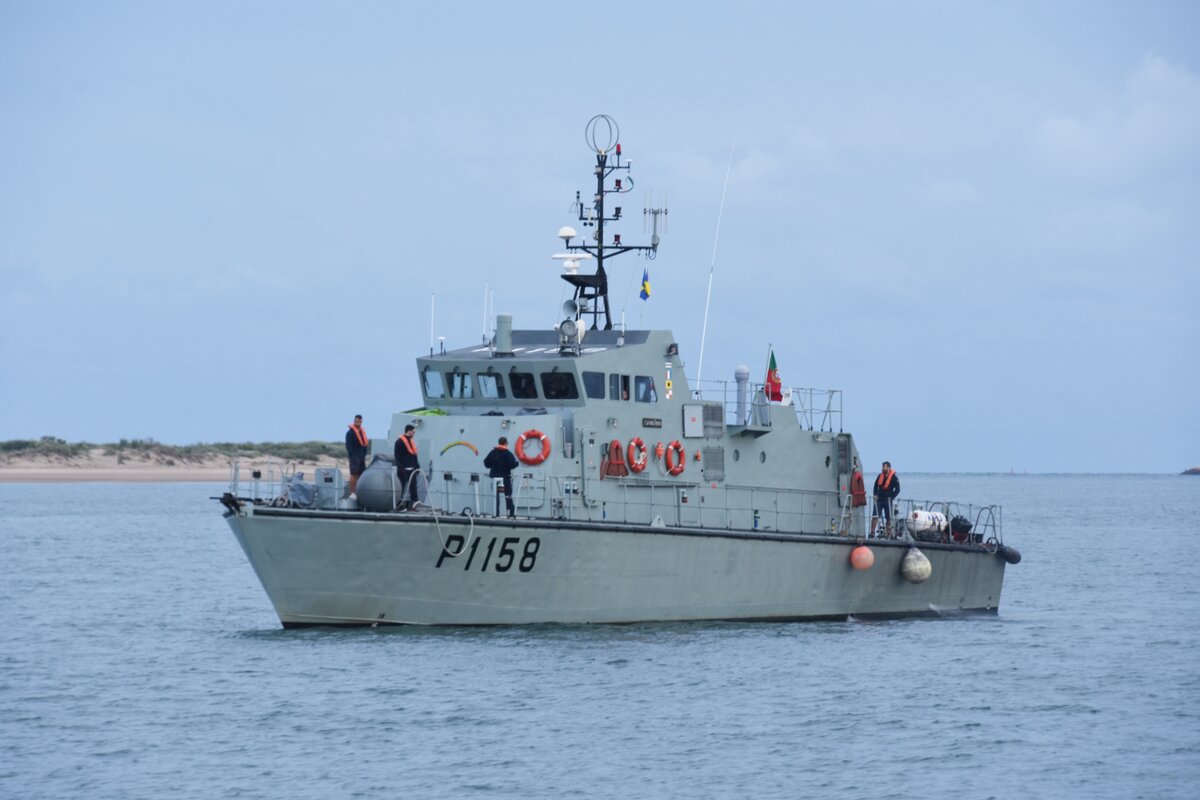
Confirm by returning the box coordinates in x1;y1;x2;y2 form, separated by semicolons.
1;475;1197;799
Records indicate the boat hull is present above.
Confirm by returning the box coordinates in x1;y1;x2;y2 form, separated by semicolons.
226;507;1007;627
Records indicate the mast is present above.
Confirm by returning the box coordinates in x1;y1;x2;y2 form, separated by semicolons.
559;115;667;330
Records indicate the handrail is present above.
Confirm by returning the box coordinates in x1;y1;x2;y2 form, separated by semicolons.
891;497;1005;545
225;460;1000;545
415;468;855;535
691;379;842;432
228;459;299;506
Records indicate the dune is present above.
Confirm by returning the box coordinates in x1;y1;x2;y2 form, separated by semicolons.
0;447;342;483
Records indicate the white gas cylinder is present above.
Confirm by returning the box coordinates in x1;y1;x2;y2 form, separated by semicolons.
909;509;947;535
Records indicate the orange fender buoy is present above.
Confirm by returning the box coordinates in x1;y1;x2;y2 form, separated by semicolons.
850;545;875;570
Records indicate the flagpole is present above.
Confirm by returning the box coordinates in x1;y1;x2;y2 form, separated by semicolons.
765;342;772;393
694;141;735;395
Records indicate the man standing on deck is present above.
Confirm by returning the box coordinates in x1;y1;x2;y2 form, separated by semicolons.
871;461;901;537
483;436;520;518
393;424;420;510
344;415;369;498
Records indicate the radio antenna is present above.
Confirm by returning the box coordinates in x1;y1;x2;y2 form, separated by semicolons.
481;282;490;342
694;141;735;392
557;115;665;330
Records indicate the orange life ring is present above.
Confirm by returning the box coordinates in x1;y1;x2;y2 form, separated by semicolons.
664;440;686;476
627;437;648;473
516;429;551;465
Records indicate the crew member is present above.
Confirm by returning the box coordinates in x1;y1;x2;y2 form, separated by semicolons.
483;436;520;518
344;414;369;497
871;460;900;537
393;424;420;510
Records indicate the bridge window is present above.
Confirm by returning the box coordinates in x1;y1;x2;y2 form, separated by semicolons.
478;373;506;399
540;371;579;400
447;371;473;399
635;376;657;403
582;371;606;399
610;373;630;401
509;371;538;399
423;369;445;399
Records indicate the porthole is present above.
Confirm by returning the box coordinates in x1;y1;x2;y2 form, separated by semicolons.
759;452;766;464
732;449;740;462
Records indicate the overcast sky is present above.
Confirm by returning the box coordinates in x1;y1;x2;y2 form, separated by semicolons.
2;1;1197;472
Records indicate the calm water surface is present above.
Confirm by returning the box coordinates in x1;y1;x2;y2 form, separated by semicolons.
2;475;1198;799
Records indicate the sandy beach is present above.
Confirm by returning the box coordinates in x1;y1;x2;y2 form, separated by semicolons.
0;448;342;483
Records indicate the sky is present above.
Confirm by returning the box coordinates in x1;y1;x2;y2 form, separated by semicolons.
1;1;1197;472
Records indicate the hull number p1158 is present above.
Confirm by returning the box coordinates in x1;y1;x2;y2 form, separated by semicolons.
435;535;541;572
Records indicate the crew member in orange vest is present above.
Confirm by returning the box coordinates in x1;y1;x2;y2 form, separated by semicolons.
871;461;900;537
393;424;420;510
344;414;369;497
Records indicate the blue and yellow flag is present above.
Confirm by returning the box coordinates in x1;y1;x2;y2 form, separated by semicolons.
639;268;651;301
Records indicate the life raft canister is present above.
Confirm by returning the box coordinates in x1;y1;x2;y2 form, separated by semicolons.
627;437;648;473
516;429;551;465
664;441;686;476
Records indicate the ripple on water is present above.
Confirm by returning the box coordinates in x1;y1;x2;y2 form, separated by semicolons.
1;477;1199;799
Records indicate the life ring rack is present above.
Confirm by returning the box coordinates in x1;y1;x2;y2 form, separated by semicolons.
516;429;551;465
664;440;686;476
627;437;648;473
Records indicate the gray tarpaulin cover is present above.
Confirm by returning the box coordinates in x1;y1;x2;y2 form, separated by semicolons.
287;474;317;507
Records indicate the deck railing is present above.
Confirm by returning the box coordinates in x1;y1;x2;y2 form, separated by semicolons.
228;462;1004;545
881;497;1004;545
691;380;843;432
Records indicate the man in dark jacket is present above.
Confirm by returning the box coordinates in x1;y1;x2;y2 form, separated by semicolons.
871;461;900;537
393;424;420;510
483;436;520;517
344;415;369;497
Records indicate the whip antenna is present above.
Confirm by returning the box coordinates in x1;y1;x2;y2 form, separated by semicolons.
694;141;735;392
481;282;491;342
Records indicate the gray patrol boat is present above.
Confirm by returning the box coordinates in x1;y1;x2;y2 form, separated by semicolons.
219;116;1021;627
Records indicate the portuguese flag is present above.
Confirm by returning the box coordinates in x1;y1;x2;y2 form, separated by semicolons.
765;349;783;402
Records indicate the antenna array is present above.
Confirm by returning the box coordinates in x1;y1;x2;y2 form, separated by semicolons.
555;115;668;330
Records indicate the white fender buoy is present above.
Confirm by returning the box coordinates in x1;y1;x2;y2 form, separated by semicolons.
901;547;932;584
850;545;875;570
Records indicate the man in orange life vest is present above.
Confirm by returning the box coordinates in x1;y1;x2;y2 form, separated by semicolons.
393;424;420;510
871;461;901;537
344;415;369;497
483;436;520;518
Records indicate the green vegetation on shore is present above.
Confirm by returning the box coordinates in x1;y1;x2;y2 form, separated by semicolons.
1;436;342;462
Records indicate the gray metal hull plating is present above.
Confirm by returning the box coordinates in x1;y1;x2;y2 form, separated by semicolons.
226;507;1007;627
